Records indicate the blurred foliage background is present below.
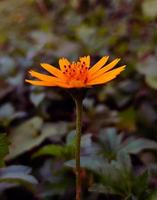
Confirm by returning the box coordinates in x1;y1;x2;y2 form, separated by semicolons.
1;0;157;199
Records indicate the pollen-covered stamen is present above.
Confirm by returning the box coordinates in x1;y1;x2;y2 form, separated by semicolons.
62;61;89;85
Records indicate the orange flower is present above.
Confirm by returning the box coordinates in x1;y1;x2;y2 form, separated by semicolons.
25;56;126;88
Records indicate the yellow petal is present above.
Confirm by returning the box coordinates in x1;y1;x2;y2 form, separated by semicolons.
59;58;70;71
29;70;60;82
79;55;90;67
89;58;121;81
87;66;126;86
40;63;64;79
88;56;109;76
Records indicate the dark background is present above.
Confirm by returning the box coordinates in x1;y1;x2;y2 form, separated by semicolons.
1;0;157;200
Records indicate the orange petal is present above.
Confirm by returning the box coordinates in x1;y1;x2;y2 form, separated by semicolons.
79;55;90;67
25;80;57;86
40;63;64;79
25;79;70;88
89;58;121;81
87;66;126;86
59;58;70;71
88;56;109;76
29;70;60;82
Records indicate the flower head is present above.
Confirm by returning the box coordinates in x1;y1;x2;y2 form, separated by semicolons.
25;56;126;88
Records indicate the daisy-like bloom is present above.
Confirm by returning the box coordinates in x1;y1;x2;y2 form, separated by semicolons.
25;56;126;88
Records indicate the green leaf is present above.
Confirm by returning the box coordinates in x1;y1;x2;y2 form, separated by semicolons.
65;156;106;171
33;144;66;158
121;138;157;154
148;191;157;200
137;56;157;90
146;76;157;90
89;184;118;195
83;153;132;197
88;152;150;199
118;107;137;131
66;130;76;147
99;128;123;152
133;170;149;199
6;117;68;160
97;128;157;163
0;165;38;185
0;133;9;167
30;92;45;106
137;56;157;76
142;0;157;18
117;152;132;172
97;128;123;160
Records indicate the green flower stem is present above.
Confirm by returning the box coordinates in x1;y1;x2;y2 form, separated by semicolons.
74;96;83;200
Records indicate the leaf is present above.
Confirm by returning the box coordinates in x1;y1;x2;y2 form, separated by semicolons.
81;134;93;155
133;170;149;199
97;128;123;160
30;92;45;106
33;144;65;158
148;191;157;200
121;138;157;154
137;56;157;76
66;130;76;146
0;182;17;193
147;164;157;181
0;165;38;184
117;152;132;172
7;73;23;87
65;156;106;171
6;117;43;160
97;128;157;163
136;56;157;90
146;76;157;90
99;128;123;152
142;0;157;18
6;117;69;160
0;133;9;167
118;107;137;131
87;153;149;198
89;184;118;195
0;56;16;75
86;154;133;196
66;131;92;151
33;130;80;159
0;103;15;119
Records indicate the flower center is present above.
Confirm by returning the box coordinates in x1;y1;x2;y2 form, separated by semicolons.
62;61;88;87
